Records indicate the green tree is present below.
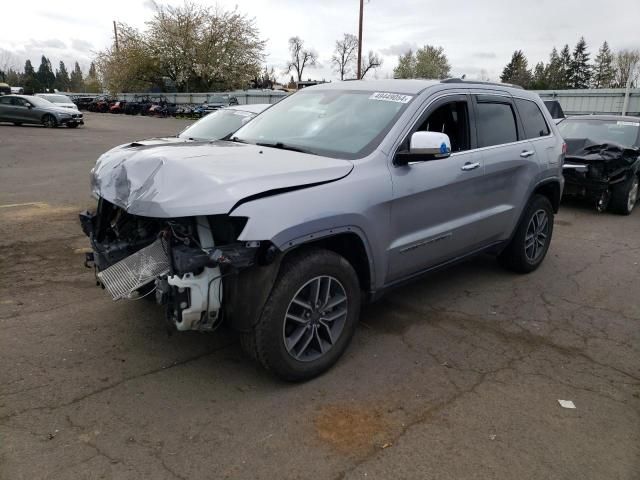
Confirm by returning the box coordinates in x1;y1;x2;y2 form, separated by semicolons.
69;61;85;91
393;50;417;79
6;68;22;86
414;45;450;79
568;37;591;89
54;61;70;91
558;44;572;89
544;47;563;89
36;55;55;91
23;59;41;94
500;50;532;88
591;41;615;88
530;62;548;89
84;62;101;92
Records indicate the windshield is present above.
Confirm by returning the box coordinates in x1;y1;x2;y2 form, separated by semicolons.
41;94;72;104
178;108;256;140
209;96;227;103
558;118;640;147
232;89;414;159
27;96;56;108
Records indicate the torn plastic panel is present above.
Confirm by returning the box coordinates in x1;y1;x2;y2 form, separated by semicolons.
562;139;640;205
80;200;274;332
90;140;353;218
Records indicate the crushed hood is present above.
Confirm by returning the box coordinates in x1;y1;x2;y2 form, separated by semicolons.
91;141;353;217
565;138;639;164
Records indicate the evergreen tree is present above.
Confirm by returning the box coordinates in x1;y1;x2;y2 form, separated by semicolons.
23;59;41;94
500;50;532;88
84;61;101;92
54;61;70;91
530;62;548;89
69;61;85;92
545;47;563;89
568;37;591;89
6;68;22;86
36;55;55;91
591;41;615;88
558;44;572;89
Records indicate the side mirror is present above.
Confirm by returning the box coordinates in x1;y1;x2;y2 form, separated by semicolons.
395;131;451;166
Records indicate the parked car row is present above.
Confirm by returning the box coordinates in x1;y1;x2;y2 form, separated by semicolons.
69;94;240;119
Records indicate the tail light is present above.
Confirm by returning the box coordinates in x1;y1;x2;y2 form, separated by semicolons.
562;142;567;155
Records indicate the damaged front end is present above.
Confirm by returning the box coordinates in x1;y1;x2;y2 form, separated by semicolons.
80;199;275;332
562;139;640;210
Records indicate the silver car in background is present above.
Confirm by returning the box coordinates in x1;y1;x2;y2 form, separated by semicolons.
82;79;564;380
36;93;79;111
0;95;84;128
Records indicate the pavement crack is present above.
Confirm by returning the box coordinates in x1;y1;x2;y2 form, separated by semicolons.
0;342;235;422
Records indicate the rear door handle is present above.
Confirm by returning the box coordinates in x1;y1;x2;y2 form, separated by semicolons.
461;162;480;171
520;150;535;158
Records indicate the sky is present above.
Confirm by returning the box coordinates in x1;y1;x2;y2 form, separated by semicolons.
1;0;639;83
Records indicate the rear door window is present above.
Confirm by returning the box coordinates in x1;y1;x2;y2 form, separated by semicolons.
516;98;550;139
0;97;12;105
476;100;518;147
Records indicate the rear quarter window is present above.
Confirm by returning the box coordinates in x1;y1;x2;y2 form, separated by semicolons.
476;101;518;147
516;98;550;139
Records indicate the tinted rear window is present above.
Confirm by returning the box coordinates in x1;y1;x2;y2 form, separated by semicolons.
516;99;550;139
476;102;518;147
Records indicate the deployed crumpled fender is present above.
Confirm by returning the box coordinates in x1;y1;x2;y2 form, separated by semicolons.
90;141;353;218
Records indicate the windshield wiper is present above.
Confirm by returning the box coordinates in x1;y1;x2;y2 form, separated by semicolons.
255;141;314;155
230;136;249;144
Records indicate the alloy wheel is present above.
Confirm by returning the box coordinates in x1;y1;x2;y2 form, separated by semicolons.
282;275;348;362
524;209;549;263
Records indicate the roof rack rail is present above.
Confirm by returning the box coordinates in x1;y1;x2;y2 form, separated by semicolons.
441;78;524;90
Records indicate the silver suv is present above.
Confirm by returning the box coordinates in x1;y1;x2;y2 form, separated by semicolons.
81;79;564;380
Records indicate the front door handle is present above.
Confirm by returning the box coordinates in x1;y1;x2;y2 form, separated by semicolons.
520;150;535;158
461;162;480;171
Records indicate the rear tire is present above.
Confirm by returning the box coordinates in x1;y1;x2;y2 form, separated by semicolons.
499;194;554;273
42;114;57;128
609;174;638;215
243;248;361;381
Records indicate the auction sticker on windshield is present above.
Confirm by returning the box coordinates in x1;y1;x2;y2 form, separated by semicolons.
369;92;413;103
617;121;640;127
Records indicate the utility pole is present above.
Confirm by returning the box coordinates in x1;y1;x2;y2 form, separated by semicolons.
113;20;119;52
356;0;363;79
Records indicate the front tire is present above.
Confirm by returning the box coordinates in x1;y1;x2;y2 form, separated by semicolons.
609;174;638;215
42;114;57;128
243;248;361;381
499;194;554;273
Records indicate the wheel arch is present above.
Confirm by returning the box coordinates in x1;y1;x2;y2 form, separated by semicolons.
532;178;562;213
278;227;375;296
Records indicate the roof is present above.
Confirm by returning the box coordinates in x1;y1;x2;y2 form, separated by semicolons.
304;78;531;96
565;114;640;122
227;103;271;114
310;79;440;95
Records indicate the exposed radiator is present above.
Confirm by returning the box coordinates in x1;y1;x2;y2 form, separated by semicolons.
97;238;170;300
